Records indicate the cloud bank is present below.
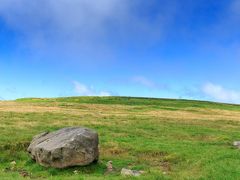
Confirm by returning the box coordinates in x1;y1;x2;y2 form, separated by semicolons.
202;82;240;103
0;0;124;60
0;0;168;63
73;81;111;96
1;0;236;63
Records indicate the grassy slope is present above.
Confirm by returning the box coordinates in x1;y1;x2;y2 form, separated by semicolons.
1;96;240;179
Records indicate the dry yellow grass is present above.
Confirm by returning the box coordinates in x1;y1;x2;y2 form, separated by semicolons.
1;101;240;123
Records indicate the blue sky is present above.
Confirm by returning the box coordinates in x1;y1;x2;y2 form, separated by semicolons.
0;0;240;103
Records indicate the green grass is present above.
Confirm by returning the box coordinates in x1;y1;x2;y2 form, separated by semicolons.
1;96;240;179
16;96;240;110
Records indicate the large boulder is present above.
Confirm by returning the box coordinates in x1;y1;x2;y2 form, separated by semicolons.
27;127;99;168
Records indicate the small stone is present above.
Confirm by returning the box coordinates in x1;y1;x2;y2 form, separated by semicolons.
106;161;113;172
10;161;16;166
10;161;16;170
121;168;144;177
73;170;79;174
104;161;114;175
233;141;240;148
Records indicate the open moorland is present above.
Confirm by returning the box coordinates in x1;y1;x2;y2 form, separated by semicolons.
1;96;240;179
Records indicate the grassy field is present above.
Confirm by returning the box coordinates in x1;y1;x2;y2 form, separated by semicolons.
1;96;240;179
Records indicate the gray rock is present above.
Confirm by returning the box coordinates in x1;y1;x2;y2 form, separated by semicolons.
121;168;144;177
27;127;99;168
233;141;240;148
106;161;113;172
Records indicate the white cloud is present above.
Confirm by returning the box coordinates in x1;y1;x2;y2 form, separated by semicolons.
0;0;127;60
73;81;111;96
202;82;240;103
131;76;169;91
99;91;112;96
231;0;240;16
0;0;168;63
132;76;156;88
